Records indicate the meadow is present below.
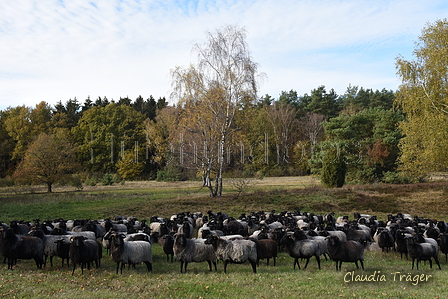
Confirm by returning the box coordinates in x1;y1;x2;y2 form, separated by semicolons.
1;176;447;299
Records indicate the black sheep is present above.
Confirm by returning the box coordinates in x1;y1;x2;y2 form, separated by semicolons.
326;235;364;271
377;229;395;253
440;232;448;263
3;228;44;270
55;239;71;267
69;235;101;275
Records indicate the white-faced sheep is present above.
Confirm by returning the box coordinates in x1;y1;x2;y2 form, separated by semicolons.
280;232;321;270
69;235;102;275
204;234;257;273
326;235;365;271
2;228;44;270
405;236;441;270
109;233;153;274
173;233;217;273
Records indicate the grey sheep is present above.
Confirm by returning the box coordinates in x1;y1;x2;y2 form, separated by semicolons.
173;233;217;273
405;236;441;270
204;234;257;273
280;231;321;270
326;235;364;271
110;233;153;274
28;228;72;267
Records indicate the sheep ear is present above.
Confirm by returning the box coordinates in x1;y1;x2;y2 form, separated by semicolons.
70;236;74;242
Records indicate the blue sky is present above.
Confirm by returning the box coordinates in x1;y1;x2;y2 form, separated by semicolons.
1;0;447;110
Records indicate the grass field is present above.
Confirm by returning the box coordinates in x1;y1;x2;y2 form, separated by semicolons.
1;177;448;298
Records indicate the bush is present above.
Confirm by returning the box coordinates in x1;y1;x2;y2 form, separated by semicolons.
84;176;98;186
0;177;14;187
321;148;346;188
156;167;180;182
102;173;120;186
70;174;83;191
381;171;411;184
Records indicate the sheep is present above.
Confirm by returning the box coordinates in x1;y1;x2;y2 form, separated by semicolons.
159;233;175;262
204;234;257;273
3;228;44;270
69;235;102;275
253;238;278;266
394;229;411;259
109;233;153;274
177;221;194;238
440;232;448;263
405;236;441;270
28;228;72;267
326;235;365;271
173;233;217;273
317;229;347;242
377;228;395;253
55;239;71;267
280;231;321;270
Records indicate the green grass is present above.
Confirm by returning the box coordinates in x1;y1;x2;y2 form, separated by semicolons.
1;177;448;298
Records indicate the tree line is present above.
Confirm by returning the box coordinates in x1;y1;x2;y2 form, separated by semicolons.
1;20;447;194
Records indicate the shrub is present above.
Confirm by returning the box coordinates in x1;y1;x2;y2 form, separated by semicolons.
321;148;346;188
84;176;98;186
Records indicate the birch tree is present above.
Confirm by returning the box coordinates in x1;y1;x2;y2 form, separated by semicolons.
395;19;448;178
171;25;263;197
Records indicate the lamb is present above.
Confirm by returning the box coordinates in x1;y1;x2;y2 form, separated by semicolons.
280;232;321;270
405;236;441;270
326;235;365;271
69;235;102;275
253;238;278;266
109;233;153;274
3;228;44;270
173;233;217;273
204;234;257;273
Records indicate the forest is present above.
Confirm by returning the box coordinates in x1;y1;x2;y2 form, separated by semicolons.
1;20;448;195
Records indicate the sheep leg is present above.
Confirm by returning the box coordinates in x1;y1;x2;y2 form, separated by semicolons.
434;257;441;270
115;262;120;274
273;257;276;267
206;260;212;271
249;260;257;273
223;260;229;273
303;258;310;269
212;261;217;271
144;261;152;272
293;258;301;269
315;255;321;270
429;259;433;269
71;263;76;275
359;260;364;270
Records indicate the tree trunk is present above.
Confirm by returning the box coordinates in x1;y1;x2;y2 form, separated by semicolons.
47;182;52;193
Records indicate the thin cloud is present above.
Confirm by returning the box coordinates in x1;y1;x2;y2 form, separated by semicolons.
0;0;447;109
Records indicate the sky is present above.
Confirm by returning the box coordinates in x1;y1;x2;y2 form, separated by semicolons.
1;0;447;110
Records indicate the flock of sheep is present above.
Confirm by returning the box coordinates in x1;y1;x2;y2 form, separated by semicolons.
1;210;447;274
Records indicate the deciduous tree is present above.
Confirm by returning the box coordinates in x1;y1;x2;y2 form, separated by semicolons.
13;130;80;192
395;19;448;178
171;25;263;197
